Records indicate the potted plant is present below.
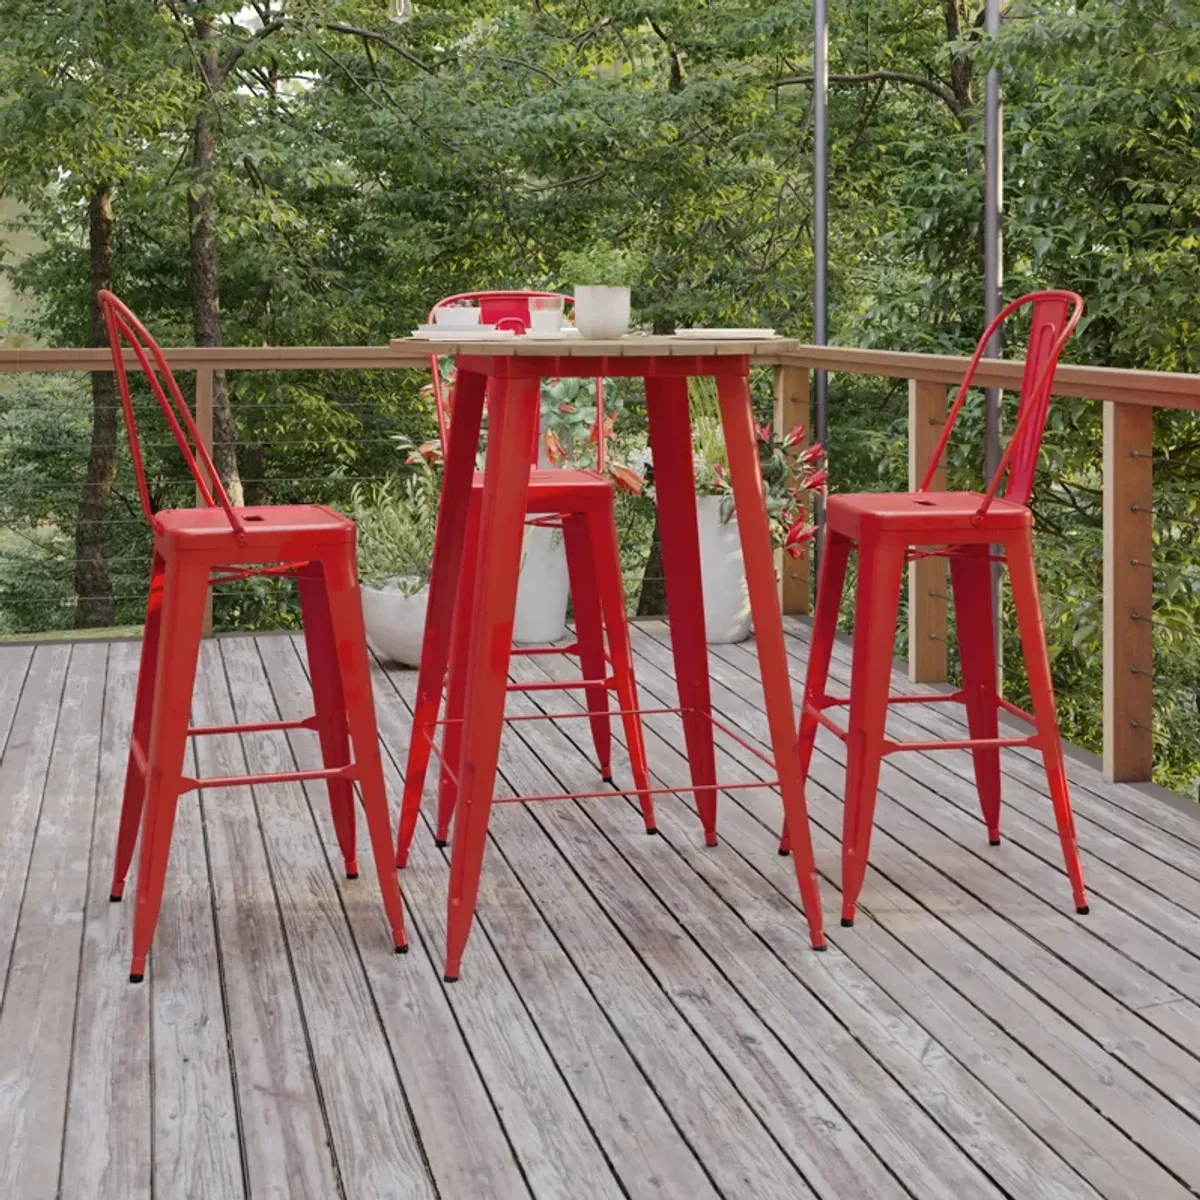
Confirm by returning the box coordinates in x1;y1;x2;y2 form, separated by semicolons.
622;381;826;643
351;469;439;666
560;243;647;338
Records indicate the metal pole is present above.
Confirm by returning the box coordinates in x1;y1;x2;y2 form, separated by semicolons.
813;0;829;565
983;0;1004;673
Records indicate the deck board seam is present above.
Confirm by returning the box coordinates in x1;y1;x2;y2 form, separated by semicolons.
777;622;1200;916
632;626;1200;1121
55;643;112;1200
511;650;1097;1200
0;646;73;1022
489;689;917;1200
369;649;718;1200
211;641;351;1200
245;636;448;1200
553;630;1197;1193
760;626;1200;1018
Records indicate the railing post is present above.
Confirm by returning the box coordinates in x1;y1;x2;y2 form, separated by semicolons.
774;364;811;615
908;379;949;682
1103;401;1153;781
195;367;214;637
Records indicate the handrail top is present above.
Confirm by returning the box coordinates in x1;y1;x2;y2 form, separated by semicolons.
2;339;1199;410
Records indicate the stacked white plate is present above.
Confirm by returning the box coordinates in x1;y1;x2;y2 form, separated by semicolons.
412;324;516;340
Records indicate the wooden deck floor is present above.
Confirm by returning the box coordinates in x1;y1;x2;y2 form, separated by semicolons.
2;619;1200;1200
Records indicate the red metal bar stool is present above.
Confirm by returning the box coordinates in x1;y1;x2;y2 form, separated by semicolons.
99;291;407;981
396;291;655;866
783;290;1090;927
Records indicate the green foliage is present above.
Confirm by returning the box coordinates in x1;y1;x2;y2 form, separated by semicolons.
2;0;1200;791
559;245;647;290
348;469;440;594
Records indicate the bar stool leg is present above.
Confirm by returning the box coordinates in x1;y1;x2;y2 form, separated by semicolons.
431;495;482;850
780;530;852;856
645;376;719;845
298;563;358;878
1005;531;1089;914
949;543;1003;844
562;512;613;780
717;372;826;948
397;367;487;866
839;539;905;928
587;494;657;833
129;557;209;982
444;376;540;982
321;548;408;953
111;551;167;902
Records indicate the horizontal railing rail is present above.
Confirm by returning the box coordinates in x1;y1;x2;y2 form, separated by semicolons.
1;338;1193;784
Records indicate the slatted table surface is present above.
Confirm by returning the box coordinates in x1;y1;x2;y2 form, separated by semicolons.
1;621;1199;1200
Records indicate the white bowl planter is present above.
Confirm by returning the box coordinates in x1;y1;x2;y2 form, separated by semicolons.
361;577;430;667
361;526;572;666
572;285;631;339
513;522;571;644
696;494;752;644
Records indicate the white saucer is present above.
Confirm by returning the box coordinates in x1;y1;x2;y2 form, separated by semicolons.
412;327;516;341
524;328;581;340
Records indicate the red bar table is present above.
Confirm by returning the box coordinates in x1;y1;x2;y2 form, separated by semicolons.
391;334;827;980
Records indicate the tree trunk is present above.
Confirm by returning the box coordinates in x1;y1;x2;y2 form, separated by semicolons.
188;31;241;504
73;183;118;628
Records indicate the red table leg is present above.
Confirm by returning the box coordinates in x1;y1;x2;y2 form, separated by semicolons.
715;372;826;949
443;374;541;981
644;376;719;846
396;368;486;867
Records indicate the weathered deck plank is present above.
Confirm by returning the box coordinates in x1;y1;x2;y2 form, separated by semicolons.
1;626;1199;1200
0;643;106;1200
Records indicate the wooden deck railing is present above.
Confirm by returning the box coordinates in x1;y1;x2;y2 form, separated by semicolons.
4;340;1199;784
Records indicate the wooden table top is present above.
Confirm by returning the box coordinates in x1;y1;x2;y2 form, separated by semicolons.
388;333;797;358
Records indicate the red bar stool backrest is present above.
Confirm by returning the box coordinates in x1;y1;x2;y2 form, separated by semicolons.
916;289;1084;524
427;290;607;472
97;289;247;542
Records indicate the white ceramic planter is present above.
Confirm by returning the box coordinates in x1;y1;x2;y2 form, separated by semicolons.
513;522;571;644
572;285;631;339
696;494;752;644
361;578;430;667
361;524;572;665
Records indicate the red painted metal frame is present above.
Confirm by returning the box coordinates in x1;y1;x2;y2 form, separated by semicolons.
426;705;784;804
785;291;1090;930
406;348;827;981
99;291;408;983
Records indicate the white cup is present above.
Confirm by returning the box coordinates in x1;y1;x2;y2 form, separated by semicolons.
529;296;565;333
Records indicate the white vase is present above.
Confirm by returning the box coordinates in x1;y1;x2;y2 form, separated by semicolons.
572;285;631;339
696;495;752;644
361;578;430;667
513;522;571;644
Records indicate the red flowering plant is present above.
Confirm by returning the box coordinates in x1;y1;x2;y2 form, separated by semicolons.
683;381;825;557
540;377;644;495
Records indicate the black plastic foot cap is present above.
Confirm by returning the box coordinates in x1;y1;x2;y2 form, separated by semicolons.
778;848;792;857
1076;905;1090;915
434;838;448;848
813;942;828;952
601;775;615;785
109;893;123;903
395;943;409;955
840;917;855;928
988;837;1001;847
443;973;458;983
346;870;359;880
645;826;658;836
129;972;144;984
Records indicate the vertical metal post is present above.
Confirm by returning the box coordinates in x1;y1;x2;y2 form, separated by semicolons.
812;0;829;566
983;0;1004;673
